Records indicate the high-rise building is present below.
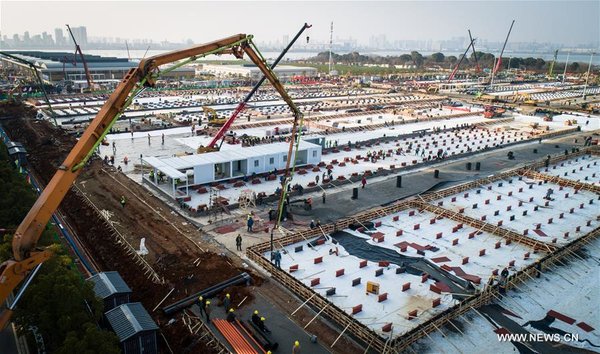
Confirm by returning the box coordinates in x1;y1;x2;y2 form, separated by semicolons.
67;26;88;46
55;28;65;46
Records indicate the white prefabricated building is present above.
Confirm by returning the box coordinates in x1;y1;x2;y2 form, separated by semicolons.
143;141;322;186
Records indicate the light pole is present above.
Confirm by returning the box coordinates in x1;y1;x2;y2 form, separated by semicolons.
582;52;595;101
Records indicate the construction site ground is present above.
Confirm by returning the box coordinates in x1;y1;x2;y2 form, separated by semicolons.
209;129;591;252
0;103;362;354
2;101;598;354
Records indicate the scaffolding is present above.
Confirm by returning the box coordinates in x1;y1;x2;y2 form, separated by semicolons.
208;187;226;224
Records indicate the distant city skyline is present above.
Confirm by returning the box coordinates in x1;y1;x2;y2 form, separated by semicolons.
1;24;597;55
1;1;598;51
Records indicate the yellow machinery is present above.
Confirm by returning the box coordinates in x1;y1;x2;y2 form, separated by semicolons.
204;106;226;126
366;281;380;295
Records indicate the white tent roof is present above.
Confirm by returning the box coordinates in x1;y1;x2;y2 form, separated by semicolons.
147;141;319;170
143;156;188;180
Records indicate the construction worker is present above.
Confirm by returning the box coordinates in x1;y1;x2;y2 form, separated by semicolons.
205;300;211;321
487;274;496;288
198;295;206;316
258;317;270;333
223;293;231;314
147;133;151;145
161;133;165;145
272;250;282;269
236;234;242;251
292;340;301;354
120;196;126;208
247;215;254;232
361;175;367;189
226;308;236;323
310;220;315;229
251;310;260;326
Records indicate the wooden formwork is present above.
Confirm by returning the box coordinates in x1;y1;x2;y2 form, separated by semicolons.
246;247;389;353
418;169;520;203
389;225;600;353
409;200;556;252
246;150;600;354
520;170;600;194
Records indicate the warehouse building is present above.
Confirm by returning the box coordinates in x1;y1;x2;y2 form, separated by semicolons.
0;51;194;85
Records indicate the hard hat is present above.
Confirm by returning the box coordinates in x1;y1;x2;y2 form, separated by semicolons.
295;340;300;346
226;293;230;298
206;300;210;305
260;317;265;321
229;308;234;313
254;310;259;315
198;296;203;300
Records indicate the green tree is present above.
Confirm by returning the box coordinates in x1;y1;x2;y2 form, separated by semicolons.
411;51;424;68
0;142;119;353
399;54;412;63
57;323;120;354
430;52;445;63
569;62;580;72
14;253;119;352
0;147;37;227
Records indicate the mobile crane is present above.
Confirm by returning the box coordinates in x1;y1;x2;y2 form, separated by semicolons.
66;24;96;92
200;23;311;152
0;33;302;328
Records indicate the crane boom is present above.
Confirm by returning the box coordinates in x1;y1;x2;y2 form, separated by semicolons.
0;33;300;327
66;24;94;90
448;38;475;82
548;49;559;77
468;30;480;72
206;23;312;150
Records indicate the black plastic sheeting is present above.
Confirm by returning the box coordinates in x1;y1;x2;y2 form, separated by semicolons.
330;231;474;296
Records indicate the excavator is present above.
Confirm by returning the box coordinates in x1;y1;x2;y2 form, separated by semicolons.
204;106;226;126
0;33;303;328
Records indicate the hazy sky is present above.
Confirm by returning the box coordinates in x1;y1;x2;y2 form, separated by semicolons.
1;1;599;46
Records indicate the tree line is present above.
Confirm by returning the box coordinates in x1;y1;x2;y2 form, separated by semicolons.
306;51;589;73
0;141;120;353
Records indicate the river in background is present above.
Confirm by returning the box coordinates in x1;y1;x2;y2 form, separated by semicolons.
8;48;599;65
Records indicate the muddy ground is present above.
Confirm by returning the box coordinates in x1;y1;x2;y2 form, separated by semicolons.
1;102;364;354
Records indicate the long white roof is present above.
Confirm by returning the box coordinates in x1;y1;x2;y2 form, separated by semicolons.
145;141;320;171
143;156;188;180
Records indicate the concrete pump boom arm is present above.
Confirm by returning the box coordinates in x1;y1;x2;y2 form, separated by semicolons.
0;33;298;327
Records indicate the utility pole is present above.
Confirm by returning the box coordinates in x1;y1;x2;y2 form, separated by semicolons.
562;51;570;84
328;21;334;75
582;52;595;101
